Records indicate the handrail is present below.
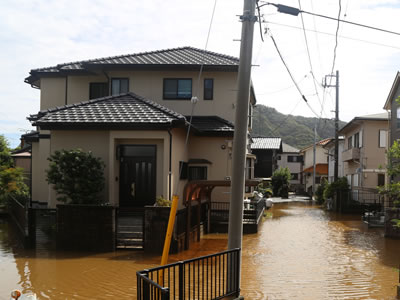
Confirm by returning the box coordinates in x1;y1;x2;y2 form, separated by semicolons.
137;248;241;300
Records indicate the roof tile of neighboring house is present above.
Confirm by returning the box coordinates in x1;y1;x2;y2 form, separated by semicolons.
251;137;282;150
189;116;234;136
339;112;388;134
26;46;239;83
302;163;328;175
29;92;186;129
300;138;333;152
282;143;299;153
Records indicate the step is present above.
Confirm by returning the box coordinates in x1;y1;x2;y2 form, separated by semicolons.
117;232;143;239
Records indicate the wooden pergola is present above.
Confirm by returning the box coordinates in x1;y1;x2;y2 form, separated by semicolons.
182;179;260;250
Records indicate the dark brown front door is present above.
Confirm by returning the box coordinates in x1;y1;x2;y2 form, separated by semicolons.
119;145;156;207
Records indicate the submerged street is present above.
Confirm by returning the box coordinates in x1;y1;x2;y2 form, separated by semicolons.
1;201;399;299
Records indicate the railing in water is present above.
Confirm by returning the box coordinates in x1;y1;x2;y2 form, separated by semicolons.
137;248;241;300
211;198;265;225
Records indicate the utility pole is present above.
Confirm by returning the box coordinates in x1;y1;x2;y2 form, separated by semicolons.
313;124;316;195
228;0;256;253
323;71;339;182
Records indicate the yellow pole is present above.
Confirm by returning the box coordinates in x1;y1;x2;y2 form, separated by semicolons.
159;194;179;284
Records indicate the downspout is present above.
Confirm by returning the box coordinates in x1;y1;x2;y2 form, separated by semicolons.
168;129;172;201
103;71;110;95
64;76;68;105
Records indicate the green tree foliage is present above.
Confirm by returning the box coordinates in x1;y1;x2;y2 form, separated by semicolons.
46;149;106;204
0;135;29;205
271;167;291;198
252;105;346;149
0;135;12;167
317;177;350;205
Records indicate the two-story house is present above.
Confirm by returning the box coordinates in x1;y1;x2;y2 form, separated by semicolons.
300;138;331;194
338;113;388;192
277;143;302;192
25;47;256;210
323;137;344;183
251;137;282;179
383;71;400;148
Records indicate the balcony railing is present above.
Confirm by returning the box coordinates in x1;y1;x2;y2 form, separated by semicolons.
137;248;241;300
342;148;360;162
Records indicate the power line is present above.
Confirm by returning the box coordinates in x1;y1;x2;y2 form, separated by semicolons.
298;0;324;117
265;27;320;118
264;20;400;50
260;2;400;36
329;0;341;86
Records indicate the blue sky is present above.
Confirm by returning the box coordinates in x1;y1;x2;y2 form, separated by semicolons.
1;0;399;148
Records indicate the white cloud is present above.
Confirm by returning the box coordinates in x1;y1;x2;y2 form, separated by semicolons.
0;0;399;147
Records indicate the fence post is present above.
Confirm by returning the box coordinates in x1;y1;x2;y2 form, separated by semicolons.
178;261;184;300
27;208;36;248
161;287;170;300
142;270;150;300
235;249;241;297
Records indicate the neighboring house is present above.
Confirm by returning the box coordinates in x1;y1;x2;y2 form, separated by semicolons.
323;137;344;183
338;113;388;191
300;138;331;194
251;137;282;179
277;143;302;192
383;71;400;147
11;149;31;189
25;47;257;209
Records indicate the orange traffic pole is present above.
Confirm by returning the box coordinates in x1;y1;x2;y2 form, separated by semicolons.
159;195;179;284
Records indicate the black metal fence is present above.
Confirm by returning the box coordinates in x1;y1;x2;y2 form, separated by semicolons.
210;198;265;225
137;248;241;300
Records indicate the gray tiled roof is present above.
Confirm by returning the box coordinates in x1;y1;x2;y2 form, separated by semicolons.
251;137;282;150
282;143;299;153
189;116;234;136
28;47;239;74
30;92;186;129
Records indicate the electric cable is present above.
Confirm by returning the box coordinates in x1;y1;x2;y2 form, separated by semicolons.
174;0;218;197
264;20;400;50
298;0;323;114
328;0;342;87
266;27;320;118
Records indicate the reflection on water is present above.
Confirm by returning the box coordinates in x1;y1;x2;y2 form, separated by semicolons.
1;202;399;299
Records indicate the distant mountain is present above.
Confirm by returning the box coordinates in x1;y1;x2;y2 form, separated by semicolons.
252;105;347;150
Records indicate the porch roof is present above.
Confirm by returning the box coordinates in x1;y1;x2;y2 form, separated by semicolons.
188;116;234;136
29;92;186;130
302;163;328;175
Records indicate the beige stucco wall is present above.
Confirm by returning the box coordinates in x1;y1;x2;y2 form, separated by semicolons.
188;136;233;202
342;119;388;189
302;146;327;169
40;78;66;110
277;153;301;184
40;71;238;123
31;139;51;204
49;130;110;208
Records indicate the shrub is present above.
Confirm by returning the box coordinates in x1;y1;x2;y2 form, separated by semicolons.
271;167;291;198
46;149;105;204
0;167;29;205
323;177;349;204
315;180;327;204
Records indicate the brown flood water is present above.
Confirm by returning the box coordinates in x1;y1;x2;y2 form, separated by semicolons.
0;202;399;299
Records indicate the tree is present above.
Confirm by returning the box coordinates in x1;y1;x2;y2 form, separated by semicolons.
0;135;12;168
379;139;400;228
0;135;29;205
271;167;291;198
46;149;106;204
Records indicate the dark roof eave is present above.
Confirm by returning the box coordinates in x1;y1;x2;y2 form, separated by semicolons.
82;63;238;72
33;120;185;131
191;131;234;137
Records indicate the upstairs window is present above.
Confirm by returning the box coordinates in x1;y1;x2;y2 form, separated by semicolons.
379;130;387;148
89;82;108;99
397;107;400;128
288;155;301;162
204;78;214;100
111;78;129;95
354;132;360;148
163;79;192;100
348;136;353;149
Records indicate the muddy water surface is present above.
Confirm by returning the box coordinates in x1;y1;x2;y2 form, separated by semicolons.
1;202;399;299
